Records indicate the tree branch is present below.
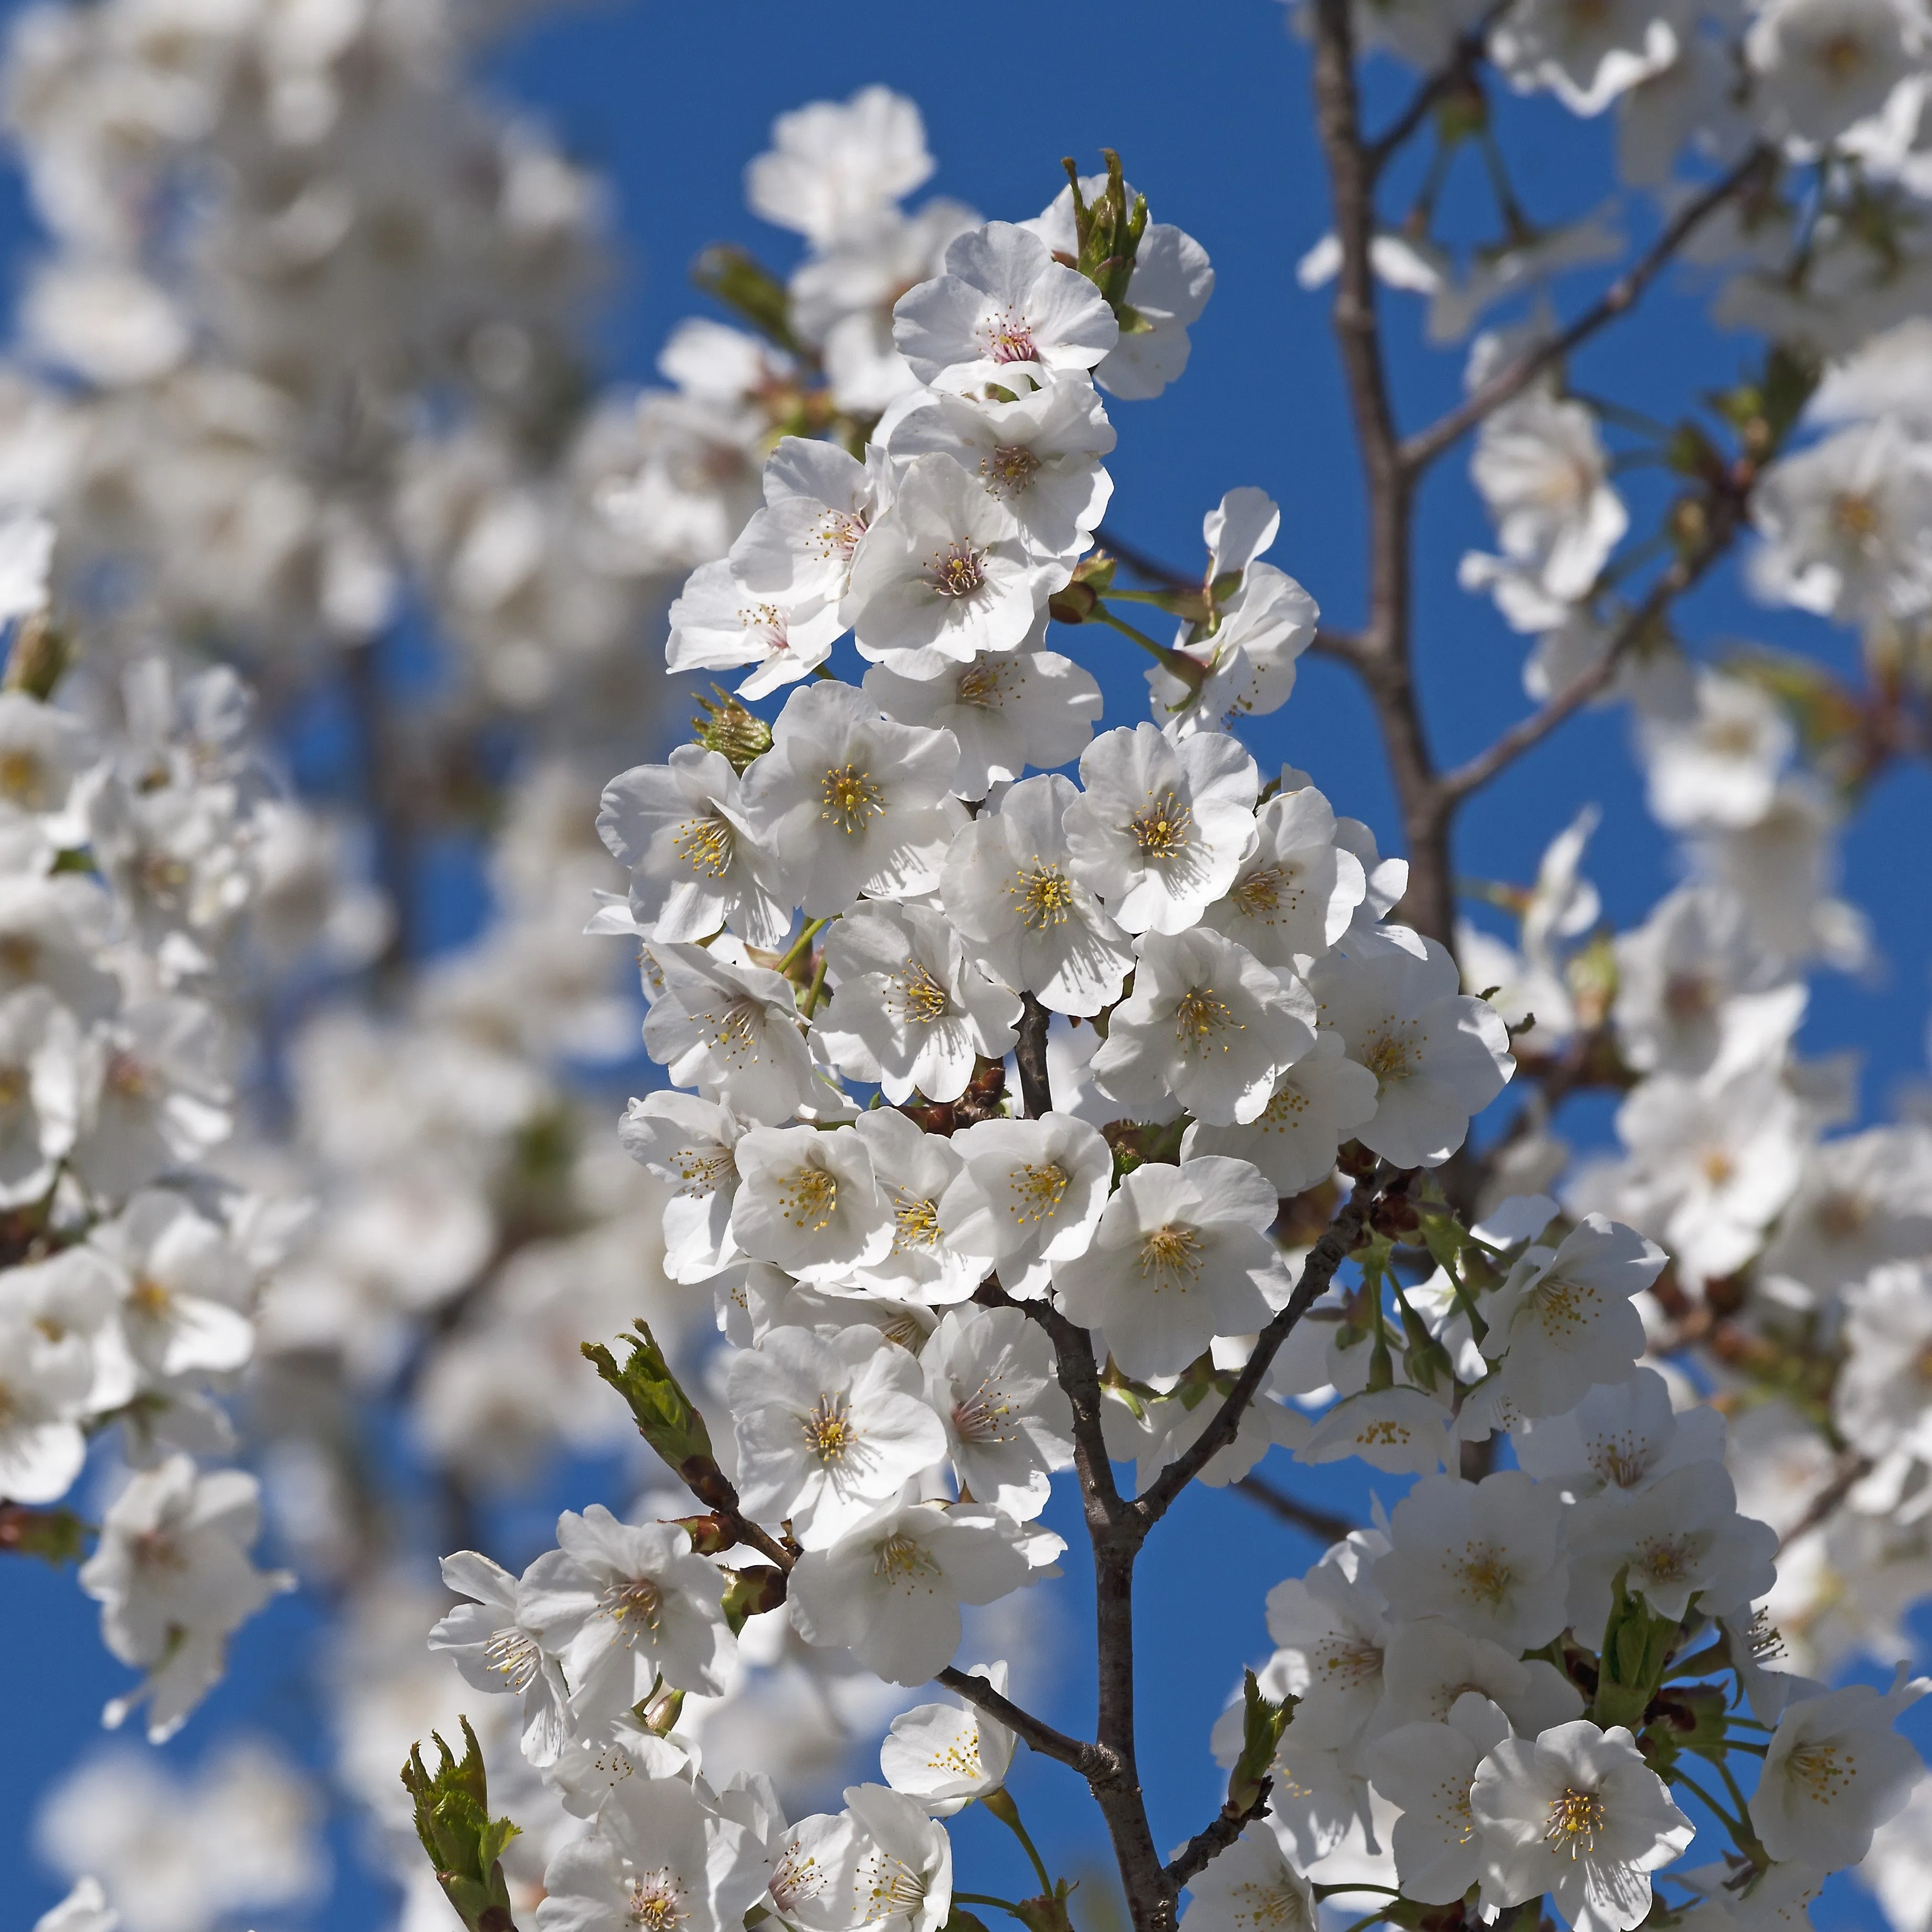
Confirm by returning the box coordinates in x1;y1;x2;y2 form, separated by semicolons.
1232;1474;1359;1546
1363;0;1512;178
935;1667;1106;1776
1136;1177;1383;1526
1015;993;1054;1120
1438;488;1748;804
1777;1451;1876;1554
1399;144;1775;477
1164;1782;1275;1890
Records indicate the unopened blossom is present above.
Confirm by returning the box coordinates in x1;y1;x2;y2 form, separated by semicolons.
923;1304;1074;1519
738;680;963;913
79;1457;291;1743
1376;1470;1570;1650
641;943;823;1125
1024;176;1215;400
813;900;1020;1105
1051;1156;1289;1379
1639;672;1793;831
849;1108;982;1305
1366;1692;1513;1904
1566;1457;1779;1638
519;1507;733;1711
889;380;1115;563
1090;927;1316;1127
536;1772;769;1932
666;558;843;698
880;1660;1016;1813
938;772;1134;1016
1478;1212;1663;1418
1177;1825;1316;1932
938;1112;1114;1299
1471;1719;1693;1932
1201;785;1367;966
598;746;789;950
1063;723;1259;935
1308;928;1515;1168
864;643;1102;800
788;1498;1053;1683
1750;1670;1931;1868
731;1124;894;1281
429;1550;570;1767
726;1324;947;1547
1180;1030;1380;1195
848;461;1061;675
893;221;1117;389
619;1092;744;1284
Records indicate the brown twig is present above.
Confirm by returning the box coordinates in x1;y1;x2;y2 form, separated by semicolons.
1777;1451;1876;1554
936;1666;1105;1775
1015;993;1054;1121
1398;144;1775;477
1232;1474;1359;1546
1363;0;1512;177
1164;1782;1275;1889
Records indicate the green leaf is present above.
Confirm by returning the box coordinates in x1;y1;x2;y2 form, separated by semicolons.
1228;1666;1296;1812
582;1323;732;1507
0;1504;90;1565
400;1717;522;1932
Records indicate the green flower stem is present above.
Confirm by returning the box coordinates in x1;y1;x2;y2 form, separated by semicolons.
982;1789;1055;1895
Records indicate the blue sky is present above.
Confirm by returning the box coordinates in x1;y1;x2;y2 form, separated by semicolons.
6;0;1930;1924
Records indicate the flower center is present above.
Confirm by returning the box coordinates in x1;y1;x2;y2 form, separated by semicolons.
1139;1223;1204;1286
105;1050;151;1100
128;1275;173;1320
981;444;1041;496
1786;1740;1854;1802
1638;1535;1698;1584
1008;1161;1069;1225
983;310;1037;364
894;1193;943;1251
1529;1271;1599;1336
1458;1544;1513;1605
1814;1190;1871;1240
816;509;867;561
1012;864;1076;930
672;1147;734;1195
821;762;885;835
1174;987;1242;1052
896;963;952;1025
873;1530;942;1583
954;1374;1018;1444
955;661;1006;707
736;601;789;650
1816;31;1866;79
1545;1786;1606;1857
599;1578;663;1635
1233;866;1289;917
1129;791;1192;859
0;750;43;804
803;1392;857;1464
0;1063;25;1109
930;541;989;599
483;1626;541;1692
673;814;734;879
1361;1027;1415;1085
1664;971;1716;1019
627;1870;689;1932
711;998;761;1058
779;1164;839;1232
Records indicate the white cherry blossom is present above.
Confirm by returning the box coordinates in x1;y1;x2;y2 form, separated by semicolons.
879;1660;1016;1814
937;1112;1113;1300
922;1304;1074;1519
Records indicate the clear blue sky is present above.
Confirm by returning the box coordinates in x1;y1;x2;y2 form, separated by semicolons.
6;0;1929;1924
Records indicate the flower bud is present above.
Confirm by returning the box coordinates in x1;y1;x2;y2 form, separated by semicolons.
399;1718;522;1932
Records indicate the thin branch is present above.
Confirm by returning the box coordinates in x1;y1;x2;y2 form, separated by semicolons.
1136;1177;1384;1525
1232;1474;1359;1547
936;1666;1105;1777
1777;1451;1876;1553
1399;144;1775;476
1438;499;1745;804
1363;0;1512;178
1165;1782;1275;1889
1015;994;1053;1120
